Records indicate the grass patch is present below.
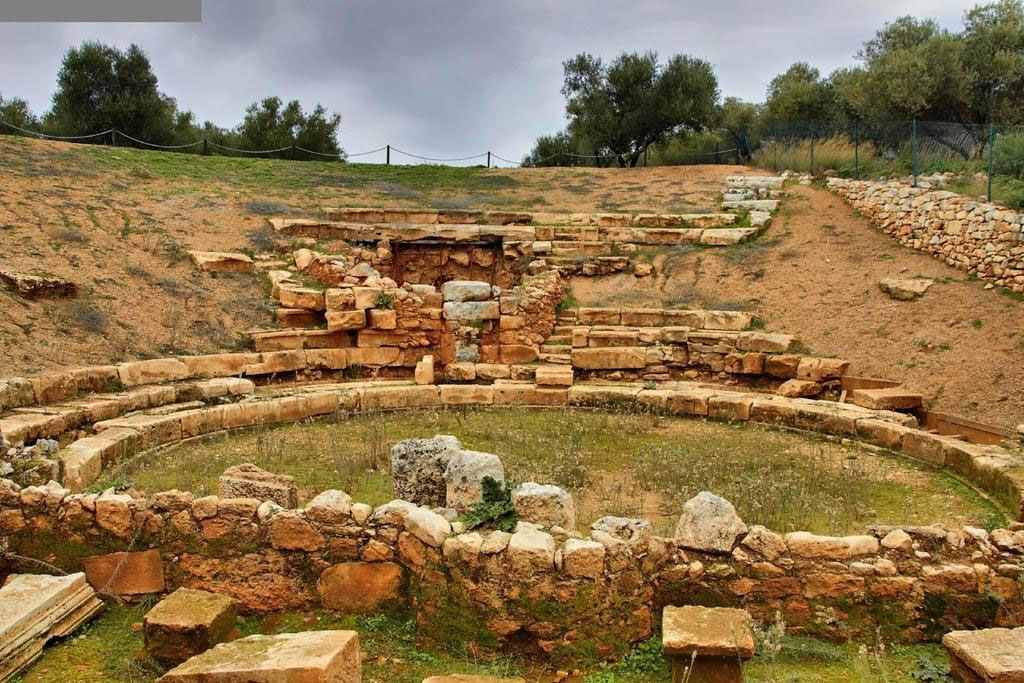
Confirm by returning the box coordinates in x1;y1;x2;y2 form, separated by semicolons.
112;408;1001;536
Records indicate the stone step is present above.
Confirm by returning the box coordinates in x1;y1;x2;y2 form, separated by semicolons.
539;344;571;355
554;325;576;334
546;334;571;344
538;353;572;364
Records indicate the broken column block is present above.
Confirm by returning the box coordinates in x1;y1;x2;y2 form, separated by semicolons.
144;587;238;665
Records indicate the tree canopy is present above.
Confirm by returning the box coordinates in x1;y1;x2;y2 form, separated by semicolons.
0;41;344;158
557;51;719;167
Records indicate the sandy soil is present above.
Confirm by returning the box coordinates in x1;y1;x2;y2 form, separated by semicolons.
570;185;1024;429
0;135;743;374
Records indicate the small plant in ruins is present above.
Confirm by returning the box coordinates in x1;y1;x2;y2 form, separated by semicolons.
461;476;518;532
374;290;395;309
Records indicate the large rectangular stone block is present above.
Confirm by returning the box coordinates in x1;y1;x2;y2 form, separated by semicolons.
571;347;647;370
443;301;500;321
144;588;238;666
159;630;360;682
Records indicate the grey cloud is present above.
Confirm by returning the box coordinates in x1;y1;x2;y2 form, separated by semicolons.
0;0;978;163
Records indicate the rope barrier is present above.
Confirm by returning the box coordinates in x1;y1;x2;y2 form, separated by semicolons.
0;119;113;140
115;130;204;150
389;146;488;163
0;119;742;166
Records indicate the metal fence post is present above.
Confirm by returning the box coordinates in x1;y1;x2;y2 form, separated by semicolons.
809;123;815;176
486;151;491;168
111;130;117;147
290;144;296;160
911;119;918;187
715;141;720;164
202;138;208;156
987;123;995;202
386;144;390;165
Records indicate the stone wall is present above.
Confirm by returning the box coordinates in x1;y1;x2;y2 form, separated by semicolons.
828;178;1024;292
5;470;1024;667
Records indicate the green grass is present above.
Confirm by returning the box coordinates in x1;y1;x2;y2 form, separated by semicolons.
21;605;951;683
109;407;1002;536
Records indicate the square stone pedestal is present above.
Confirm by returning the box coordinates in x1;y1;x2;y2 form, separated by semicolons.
158;630;360;682
144;587;238;665
943;627;1024;683
662;605;755;683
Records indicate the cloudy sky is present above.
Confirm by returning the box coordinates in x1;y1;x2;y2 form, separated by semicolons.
0;0;980;164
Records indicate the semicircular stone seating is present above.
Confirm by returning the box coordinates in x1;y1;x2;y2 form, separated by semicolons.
4;182;1024;664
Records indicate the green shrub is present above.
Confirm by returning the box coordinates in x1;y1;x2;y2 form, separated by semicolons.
992;132;1024;178
461;476;518;532
374;290;395;310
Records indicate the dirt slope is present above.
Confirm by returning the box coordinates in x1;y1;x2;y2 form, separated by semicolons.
0;135;741;374
570;185;1024;429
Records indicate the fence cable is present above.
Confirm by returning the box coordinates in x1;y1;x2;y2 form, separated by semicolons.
0;119;113;140
207;140;294;154
115;130;205;150
389;146;488;163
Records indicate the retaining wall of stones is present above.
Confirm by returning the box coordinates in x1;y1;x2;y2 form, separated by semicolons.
828;178;1024;292
3;380;1024;665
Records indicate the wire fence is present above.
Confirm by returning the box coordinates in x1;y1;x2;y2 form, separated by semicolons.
752;119;1024;203
4;117;1022;201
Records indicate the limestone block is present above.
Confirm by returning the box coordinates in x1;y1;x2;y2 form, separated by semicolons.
784;531;879;559
879;277;933;300
187;251;254;274
740;525;787;561
346;347;401;367
243;350;306;376
443;301;500;321
219;463;298;508
117;358;190;387
443;449;505;511
571;347;647;370
304;490;354;525
512;482;575;530
326;310;366;331
277;286;326;311
507;524;556;574
317;562;402;613
776;379;822;398
849;387;923;411
415;355;435;385
498;345;538;363
325;287;355;311
179;354;246;379
391;435;462;507
795;357;849;381
441;280;492;302
562;538;605;578
304;348;348;370
406;506;453;547
534;364;573;387
159;630;361;682
439;384;494;406
144;588;238;665
81;549;164;596
736;331;793;353
369;308;397;329
444;362;476;382
353;286;384;310
943;628;1024;683
674;491;747;553
578;308;621;325
703;310;754;330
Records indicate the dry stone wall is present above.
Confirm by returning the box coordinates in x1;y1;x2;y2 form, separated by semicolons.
828;178;1024;292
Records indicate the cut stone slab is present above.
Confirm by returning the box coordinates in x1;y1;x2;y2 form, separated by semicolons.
317;561;402;613
511;482;575;530
188;251;254;274
391;435;462;507
440;280;492;302
534;364;573;387
81;549;165;596
415;355;435;385
443;300;500;321
219;463;298;508
144;588;238;666
0;270;77;299
943;627;1024;683
849;387;923;411
443;449;505;511
0;572;103;681
674;491;747;553
423;676;526;683
159;630;360;682
662;605;755;683
879;277;934;301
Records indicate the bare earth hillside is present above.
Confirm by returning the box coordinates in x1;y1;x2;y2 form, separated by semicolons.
1;135;1021;428
570;185;1024;429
